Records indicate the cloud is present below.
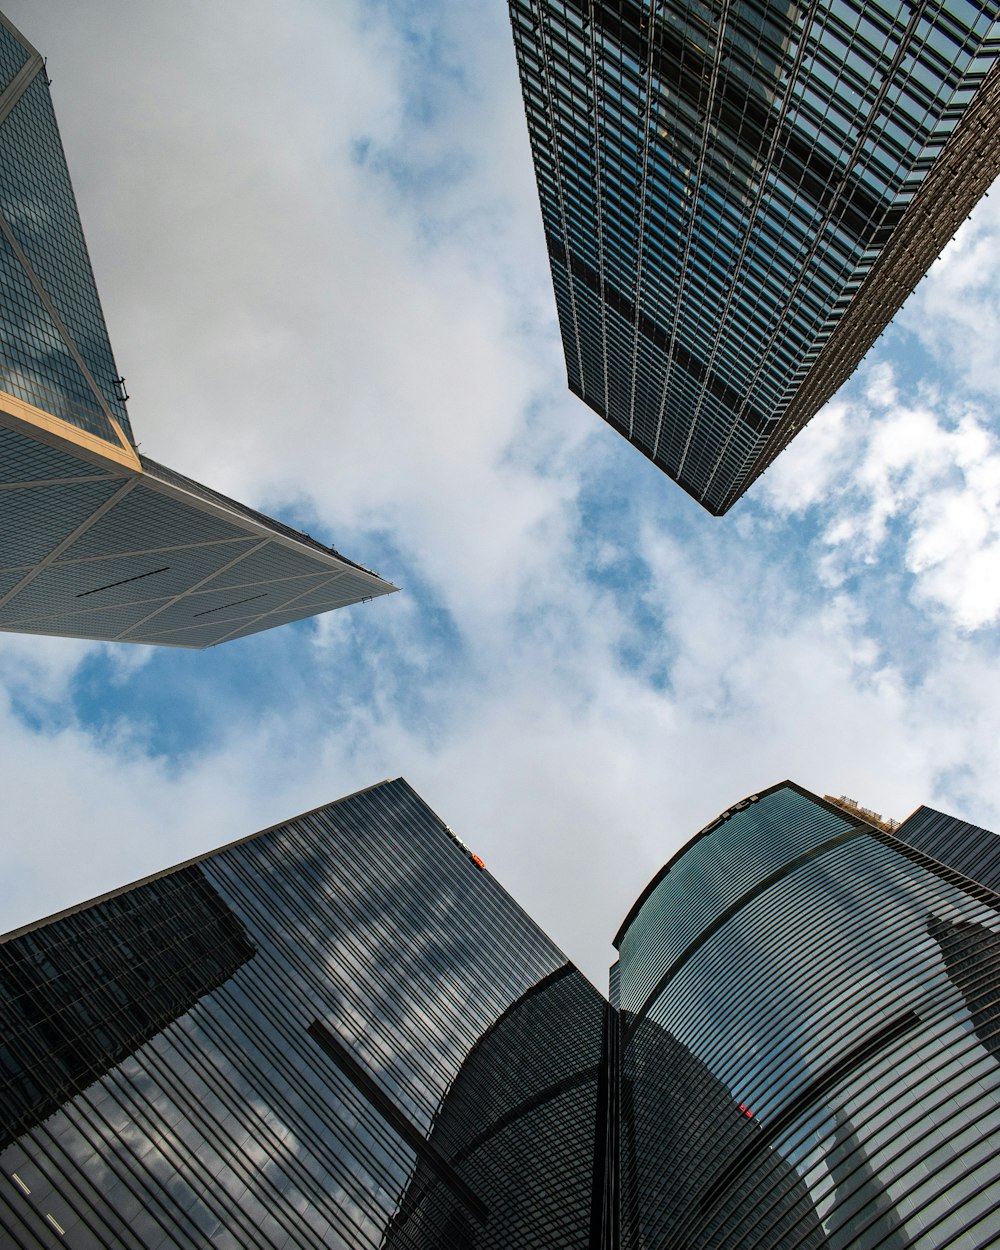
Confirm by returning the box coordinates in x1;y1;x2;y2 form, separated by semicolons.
2;2;1000;993
0;633;98;710
900;184;1000;397
760;361;1000;631
7;448;1000;989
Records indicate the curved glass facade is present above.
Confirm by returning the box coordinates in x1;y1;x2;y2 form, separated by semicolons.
616;782;1000;1248
386;964;605;1250
4;778;1000;1247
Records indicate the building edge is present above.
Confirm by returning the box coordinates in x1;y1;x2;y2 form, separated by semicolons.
612;780;924;949
721;59;1000;513
0;777;404;945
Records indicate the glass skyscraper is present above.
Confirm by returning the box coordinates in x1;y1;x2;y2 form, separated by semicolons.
0;780;605;1249
615;781;1000;1247
0;12;395;647
384;964;606;1250
4;777;1000;1247
509;0;1000;513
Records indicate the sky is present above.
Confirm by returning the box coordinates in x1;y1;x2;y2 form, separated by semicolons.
2;0;1000;989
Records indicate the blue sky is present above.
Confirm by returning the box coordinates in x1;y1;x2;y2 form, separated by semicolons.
3;0;1000;987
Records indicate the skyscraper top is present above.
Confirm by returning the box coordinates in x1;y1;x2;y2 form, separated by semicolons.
510;0;1000;512
6;778;1000;1246
614;779;1000;1247
0;10;396;647
0;12;135;459
0;779;605;1249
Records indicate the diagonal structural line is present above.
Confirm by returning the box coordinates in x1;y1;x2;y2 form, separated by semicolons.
191;592;267;618
0;11;42;60
142;567;350;645
699;1009;922;1215
0;473;117;490
76;566;170;599
0;478;139;612
308;1019;489;1224
0;211;133;454
114;537;272;640
206;569;350;646
53;536;254;568
0;44;43;130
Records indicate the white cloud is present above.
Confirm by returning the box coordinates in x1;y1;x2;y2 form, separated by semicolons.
757;400;853;515
901;182;1000;397
0;633;98;709
6;481;1000;987
21;0;577;635
2;1;1000;995
763;361;1000;631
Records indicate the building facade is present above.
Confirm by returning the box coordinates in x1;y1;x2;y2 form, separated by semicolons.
385;964;607;1250
0;12;394;647
0;779;606;1249
615;781;1000;1247
4;778;1000;1247
509;0;1000;513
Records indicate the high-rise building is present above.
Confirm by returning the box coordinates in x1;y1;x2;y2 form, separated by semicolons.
385;964;606;1250
615;781;1000;1247
0;779;605;1249
4;778;1000;1247
0;12;395;647
509;0;1000;513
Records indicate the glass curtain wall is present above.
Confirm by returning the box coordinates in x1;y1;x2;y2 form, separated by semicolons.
615;782;1000;1248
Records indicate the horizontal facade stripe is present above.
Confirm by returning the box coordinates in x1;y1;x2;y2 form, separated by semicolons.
5;770;1000;1246
894;806;1000;895
698;1010;922;1214
617;785;860;1013
623;823;869;1041
618;781;1000;1248
647;852;1000;1121
1;780;603;1249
